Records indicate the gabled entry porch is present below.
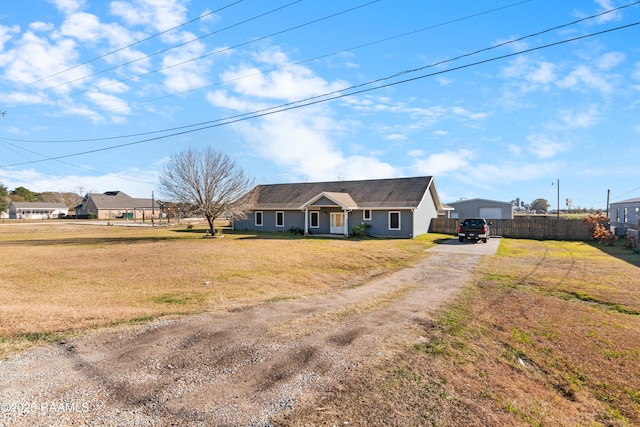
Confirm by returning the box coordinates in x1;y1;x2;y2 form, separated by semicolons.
299;191;358;237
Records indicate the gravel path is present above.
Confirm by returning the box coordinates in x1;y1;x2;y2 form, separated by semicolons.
0;239;497;426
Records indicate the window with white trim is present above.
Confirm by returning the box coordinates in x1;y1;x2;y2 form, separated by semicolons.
363;209;372;220
276;211;284;227
388;211;401;230
310;211;319;228
255;211;263;226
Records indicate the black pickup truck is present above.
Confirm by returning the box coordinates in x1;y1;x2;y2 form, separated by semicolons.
458;218;491;243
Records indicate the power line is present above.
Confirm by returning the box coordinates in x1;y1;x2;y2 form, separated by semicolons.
2;20;637;168
610;186;640;202
0;139;157;185
23;0;379;109
19;0;534;127
4;0;633;145
26;0;244;86
6;0;533;143
29;0;300;95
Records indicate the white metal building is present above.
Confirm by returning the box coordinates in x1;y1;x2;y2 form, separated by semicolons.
610;197;640;234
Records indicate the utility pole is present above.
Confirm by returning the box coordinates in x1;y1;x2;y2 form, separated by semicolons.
151;191;155;226
606;189;610;218
552;179;560;238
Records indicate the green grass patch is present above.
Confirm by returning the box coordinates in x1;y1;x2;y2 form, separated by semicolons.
415;336;449;356
511;327;533;345
264;296;298;303
151;292;205;305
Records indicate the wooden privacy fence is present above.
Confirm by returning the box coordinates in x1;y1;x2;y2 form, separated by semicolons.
430;217;595;241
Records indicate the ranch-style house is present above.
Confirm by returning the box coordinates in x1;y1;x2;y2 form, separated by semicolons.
75;191;161;220
233;176;446;238
9;202;69;219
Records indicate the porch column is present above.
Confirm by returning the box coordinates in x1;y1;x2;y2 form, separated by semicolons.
304;207;309;235
344;208;349;237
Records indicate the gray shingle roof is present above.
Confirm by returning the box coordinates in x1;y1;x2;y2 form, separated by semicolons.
612;197;640;204
247;176;437;210
11;202;68;209
86;192;158;209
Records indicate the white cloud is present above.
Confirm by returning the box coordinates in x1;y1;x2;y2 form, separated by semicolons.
160;41;210;93
557;104;600;129
501;56;556;85
86;90;130;115
451;106;488;120
59;11;104;42
337;156;399;180
594;0;622;23
597;51;625;70
411;149;474;176
110;0;188;35
508;144;522;155
557;65;612;94
205;49;403;181
0;166;157;197
527;134;571;158
50;0;85;15
219;51;348;102
0;24;19;50
385;133;406;141
494;36;528;53
232;108;388;181
462;160;564;185
94;78;129;94
0;32;87;93
29;22;55;33
529;62;556;84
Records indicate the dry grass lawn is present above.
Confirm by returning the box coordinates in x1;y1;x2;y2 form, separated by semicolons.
3;222;639;425
0;222;437;358
276;239;640;426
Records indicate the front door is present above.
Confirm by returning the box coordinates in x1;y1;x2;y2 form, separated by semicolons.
330;212;345;234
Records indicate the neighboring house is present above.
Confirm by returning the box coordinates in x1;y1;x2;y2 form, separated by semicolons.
439;203;454;218
233;176;445;238
610;197;640;233
447;198;514;220
9;202;69;219
75;191;160;220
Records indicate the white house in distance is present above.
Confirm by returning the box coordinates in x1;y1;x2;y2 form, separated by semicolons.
9;202;69;219
446;198;514;220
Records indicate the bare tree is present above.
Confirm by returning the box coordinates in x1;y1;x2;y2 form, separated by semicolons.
159;147;255;236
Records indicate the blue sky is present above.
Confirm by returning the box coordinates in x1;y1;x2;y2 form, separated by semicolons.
1;0;639;210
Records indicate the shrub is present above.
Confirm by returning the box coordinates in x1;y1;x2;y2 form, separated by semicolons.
351;222;370;237
287;226;304;235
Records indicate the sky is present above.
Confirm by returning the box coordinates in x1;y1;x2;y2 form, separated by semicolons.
0;0;639;210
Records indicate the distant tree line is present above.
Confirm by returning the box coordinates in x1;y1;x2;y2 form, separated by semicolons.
518;198;600;215
0;183;82;212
